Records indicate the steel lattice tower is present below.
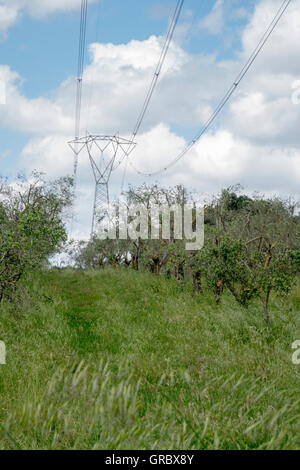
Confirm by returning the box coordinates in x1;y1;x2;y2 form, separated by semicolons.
69;134;135;236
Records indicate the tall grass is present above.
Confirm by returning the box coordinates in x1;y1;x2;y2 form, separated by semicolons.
0;268;299;449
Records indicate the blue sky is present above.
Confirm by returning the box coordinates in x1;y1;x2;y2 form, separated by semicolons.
0;0;257;171
0;0;299;237
0;1;259;98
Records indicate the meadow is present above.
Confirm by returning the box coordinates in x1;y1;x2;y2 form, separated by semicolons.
0;268;299;450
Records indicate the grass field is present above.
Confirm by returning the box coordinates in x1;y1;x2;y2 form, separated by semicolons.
0;268;300;450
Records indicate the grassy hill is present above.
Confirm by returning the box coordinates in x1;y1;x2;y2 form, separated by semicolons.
0;268;300;450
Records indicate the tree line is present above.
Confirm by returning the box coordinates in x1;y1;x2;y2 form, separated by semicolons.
72;183;300;324
0;174;298;324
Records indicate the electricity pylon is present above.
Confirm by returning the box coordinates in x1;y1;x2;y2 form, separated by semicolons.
69;134;136;236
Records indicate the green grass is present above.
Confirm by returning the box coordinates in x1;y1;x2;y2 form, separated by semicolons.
0;267;300;449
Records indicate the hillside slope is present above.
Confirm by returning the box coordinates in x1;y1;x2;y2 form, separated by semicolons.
0;268;300;449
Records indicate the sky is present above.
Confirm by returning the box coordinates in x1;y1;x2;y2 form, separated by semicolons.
0;0;299;238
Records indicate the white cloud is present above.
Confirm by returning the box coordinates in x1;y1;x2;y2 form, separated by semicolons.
18;0;89;17
224;0;300;147
198;0;224;35
241;0;300;74
0;0;96;34
21;135;74;177
0;4;19;33
0;66;73;134
180;131;300;195
1;0;300;237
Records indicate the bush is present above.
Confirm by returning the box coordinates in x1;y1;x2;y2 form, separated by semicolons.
0;173;72;301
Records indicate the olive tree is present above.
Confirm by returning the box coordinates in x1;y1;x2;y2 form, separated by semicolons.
196;190;300;324
0;173;72;301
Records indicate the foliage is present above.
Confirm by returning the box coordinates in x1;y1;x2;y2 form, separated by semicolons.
0;269;300;449
72;184;300;323
0;173;72;301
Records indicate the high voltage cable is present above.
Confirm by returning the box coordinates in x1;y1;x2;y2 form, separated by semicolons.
132;0;184;139
85;0;102;134
70;0;88;236
128;0;292;178
75;0;87;139
120;0;185;189
74;0;88;175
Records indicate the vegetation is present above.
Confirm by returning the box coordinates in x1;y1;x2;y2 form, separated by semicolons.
0;173;72;302
72;184;300;324
0;268;299;450
0;178;299;450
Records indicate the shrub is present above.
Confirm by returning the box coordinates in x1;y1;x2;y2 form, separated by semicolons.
0;173;72;301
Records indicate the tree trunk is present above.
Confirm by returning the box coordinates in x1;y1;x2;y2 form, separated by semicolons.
213;279;224;304
263;289;271;325
132;255;139;271
227;282;247;307
153;257;160;276
150;256;160;275
259;289;271;325
192;270;203;294
176;261;185;280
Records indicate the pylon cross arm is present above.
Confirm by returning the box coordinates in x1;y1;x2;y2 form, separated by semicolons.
69;134;136;236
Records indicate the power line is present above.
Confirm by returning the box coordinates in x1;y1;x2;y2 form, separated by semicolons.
120;0;185;190
74;0;88;175
132;0;184;139
70;0;88;236
128;0;292;178
85;0;102;134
